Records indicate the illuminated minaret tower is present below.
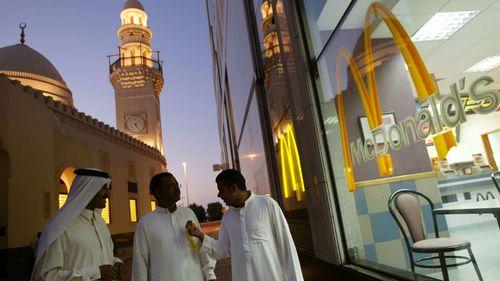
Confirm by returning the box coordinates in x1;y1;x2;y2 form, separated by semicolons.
109;0;164;154
260;0;291;88
260;0;295;130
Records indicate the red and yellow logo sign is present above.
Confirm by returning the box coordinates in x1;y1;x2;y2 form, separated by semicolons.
335;2;456;192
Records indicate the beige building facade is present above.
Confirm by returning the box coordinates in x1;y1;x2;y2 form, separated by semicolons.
0;1;167;279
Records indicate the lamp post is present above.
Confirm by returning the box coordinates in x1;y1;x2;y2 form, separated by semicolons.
182;162;189;206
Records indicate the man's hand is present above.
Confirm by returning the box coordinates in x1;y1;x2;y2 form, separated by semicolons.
185;220;205;241
99;264;120;281
114;263;123;280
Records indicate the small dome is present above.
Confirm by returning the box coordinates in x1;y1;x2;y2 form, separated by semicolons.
0;44;64;84
123;0;144;11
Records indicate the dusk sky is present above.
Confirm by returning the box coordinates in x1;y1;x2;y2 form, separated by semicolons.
0;0;222;208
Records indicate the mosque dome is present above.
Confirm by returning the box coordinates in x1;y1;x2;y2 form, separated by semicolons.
123;0;144;11
0;44;73;105
0;44;64;83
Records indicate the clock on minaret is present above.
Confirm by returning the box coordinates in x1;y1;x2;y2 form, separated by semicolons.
108;0;164;154
125;114;147;134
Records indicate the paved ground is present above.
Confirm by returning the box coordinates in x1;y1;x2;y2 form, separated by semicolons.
112;221;374;281
114;246;371;281
10;221;371;281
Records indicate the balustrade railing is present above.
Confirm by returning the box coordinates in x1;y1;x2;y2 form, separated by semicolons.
108;54;163;74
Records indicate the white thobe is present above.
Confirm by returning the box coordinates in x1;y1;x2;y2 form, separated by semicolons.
200;192;304;281
132;206;216;281
38;209;119;281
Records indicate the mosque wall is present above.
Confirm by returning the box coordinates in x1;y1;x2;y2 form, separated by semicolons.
53;122;162;234
0;75;165;249
0;146;9;251
0;83;9;254
0;77;57;248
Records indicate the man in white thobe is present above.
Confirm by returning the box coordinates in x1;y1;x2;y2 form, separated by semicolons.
187;169;304;281
31;168;122;281
132;172;216;281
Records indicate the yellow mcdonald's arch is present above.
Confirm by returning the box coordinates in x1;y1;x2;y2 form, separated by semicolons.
336;2;454;192
279;124;305;201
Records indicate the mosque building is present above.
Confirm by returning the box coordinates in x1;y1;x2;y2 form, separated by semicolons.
0;0;165;278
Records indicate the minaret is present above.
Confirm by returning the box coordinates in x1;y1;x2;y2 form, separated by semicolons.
261;0;291;88
260;0;295;126
109;0;164;154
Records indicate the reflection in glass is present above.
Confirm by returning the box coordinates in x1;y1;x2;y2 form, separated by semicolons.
258;0;307;210
301;0;500;278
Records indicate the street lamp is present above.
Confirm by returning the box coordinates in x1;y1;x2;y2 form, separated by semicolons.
182;162;189;206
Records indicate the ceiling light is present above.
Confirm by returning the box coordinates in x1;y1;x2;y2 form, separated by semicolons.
464;56;500;73
411;11;479;42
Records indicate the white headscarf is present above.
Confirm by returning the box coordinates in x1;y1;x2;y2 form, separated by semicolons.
34;168;111;262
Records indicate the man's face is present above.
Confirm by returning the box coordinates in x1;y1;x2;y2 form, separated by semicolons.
156;175;181;204
217;180;236;207
86;183;110;210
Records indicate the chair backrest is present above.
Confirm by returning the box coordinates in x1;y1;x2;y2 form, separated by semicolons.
395;193;425;242
492;172;500;194
388;189;435;244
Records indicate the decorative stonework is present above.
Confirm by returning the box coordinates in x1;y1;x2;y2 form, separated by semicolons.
0;70;69;91
109;66;163;95
118;25;152;43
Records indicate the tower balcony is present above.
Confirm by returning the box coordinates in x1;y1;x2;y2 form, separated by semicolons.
108;53;163;75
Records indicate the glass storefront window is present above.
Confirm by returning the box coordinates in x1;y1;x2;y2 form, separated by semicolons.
253;0;309;210
239;92;271;196
299;0;352;58
300;0;500;279
255;0;291;132
225;0;255;136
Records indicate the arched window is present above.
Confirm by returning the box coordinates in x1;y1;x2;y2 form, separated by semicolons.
59;166;75;208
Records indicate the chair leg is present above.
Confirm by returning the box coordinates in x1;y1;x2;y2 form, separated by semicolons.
438;253;449;281
411;265;417;281
409;255;417;281
467;248;483;281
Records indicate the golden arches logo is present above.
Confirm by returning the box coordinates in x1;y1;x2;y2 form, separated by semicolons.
279;124;305;201
336;2;452;192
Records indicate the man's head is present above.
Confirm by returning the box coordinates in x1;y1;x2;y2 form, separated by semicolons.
75;168;111;210
150;172;181;206
35;168;111;262
215;169;247;207
86;184;111;210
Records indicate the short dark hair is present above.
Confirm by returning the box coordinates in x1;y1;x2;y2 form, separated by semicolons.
150;172;174;199
215;169;246;191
